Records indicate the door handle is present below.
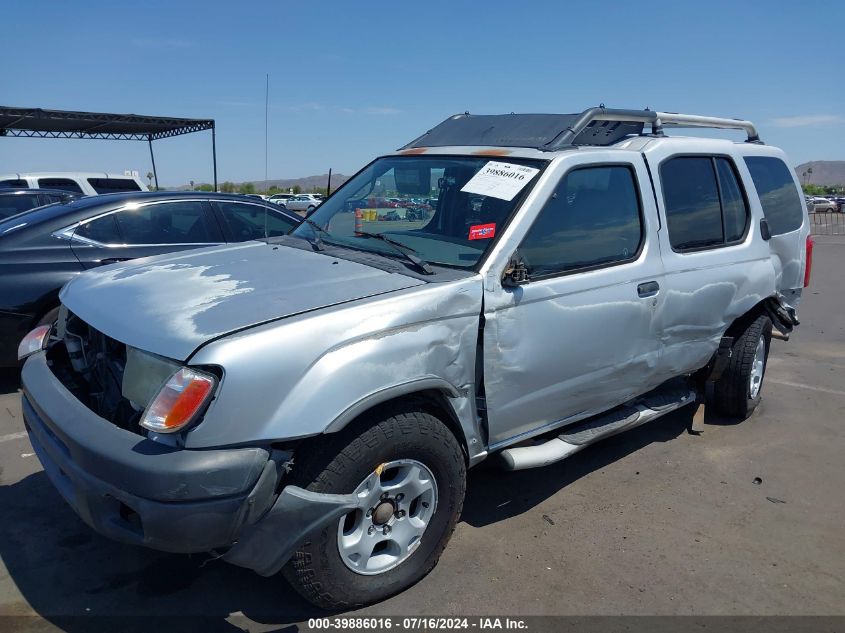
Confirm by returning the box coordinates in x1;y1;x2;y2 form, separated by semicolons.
637;281;660;298
99;257;130;265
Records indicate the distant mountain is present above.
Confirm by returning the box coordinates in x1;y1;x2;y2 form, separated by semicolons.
248;173;349;192
795;161;845;186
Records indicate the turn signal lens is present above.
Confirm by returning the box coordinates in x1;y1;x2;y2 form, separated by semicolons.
139;367;216;433
17;324;52;361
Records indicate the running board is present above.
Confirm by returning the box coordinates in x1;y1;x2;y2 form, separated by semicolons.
500;388;696;471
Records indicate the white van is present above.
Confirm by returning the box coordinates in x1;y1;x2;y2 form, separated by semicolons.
0;172;148;196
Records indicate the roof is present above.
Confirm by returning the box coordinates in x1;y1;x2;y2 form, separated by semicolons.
0;106;214;141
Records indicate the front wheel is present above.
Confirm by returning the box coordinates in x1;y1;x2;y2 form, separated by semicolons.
711;314;772;419
283;408;466;609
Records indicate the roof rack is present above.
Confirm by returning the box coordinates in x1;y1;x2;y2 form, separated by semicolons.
401;107;761;152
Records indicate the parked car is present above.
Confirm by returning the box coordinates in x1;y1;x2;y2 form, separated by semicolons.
809;196;838;213
284;193;323;214
269;193;295;207
0;172;148;196
0;191;300;366
0;188;81;219
18;108;810;609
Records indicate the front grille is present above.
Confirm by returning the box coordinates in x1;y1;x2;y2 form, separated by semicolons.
47;311;144;435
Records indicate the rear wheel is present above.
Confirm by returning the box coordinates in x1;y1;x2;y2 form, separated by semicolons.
283;408;466;609
711;314;772;419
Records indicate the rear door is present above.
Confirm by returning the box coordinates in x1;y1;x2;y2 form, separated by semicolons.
481;153;666;447
642;143;772;380
70;199;224;268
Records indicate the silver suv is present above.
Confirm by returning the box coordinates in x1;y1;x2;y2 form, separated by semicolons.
18;107;812;609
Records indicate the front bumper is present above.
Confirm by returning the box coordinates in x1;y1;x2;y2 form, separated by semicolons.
21;352;360;573
22;352;275;553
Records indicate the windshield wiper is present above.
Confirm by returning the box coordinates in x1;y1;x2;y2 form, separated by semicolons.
300;217;327;251
353;230;434;275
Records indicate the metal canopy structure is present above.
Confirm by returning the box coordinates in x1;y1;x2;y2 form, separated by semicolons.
0;106;217;190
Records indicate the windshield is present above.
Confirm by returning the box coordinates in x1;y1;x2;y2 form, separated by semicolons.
291;155;545;269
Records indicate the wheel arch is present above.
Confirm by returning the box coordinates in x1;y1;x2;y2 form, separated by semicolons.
322;379;472;464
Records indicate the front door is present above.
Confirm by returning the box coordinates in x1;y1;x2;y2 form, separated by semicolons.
481;155;665;447
70;199;224;268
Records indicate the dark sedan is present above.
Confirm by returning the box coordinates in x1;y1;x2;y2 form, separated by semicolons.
0;188;81;219
0;191;301;366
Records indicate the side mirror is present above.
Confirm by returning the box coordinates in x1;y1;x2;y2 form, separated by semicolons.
760;218;772;241
502;255;529;287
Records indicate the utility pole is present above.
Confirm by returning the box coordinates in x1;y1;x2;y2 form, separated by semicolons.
265;73;269;190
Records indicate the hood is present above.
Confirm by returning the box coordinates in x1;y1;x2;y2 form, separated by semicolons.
60;241;425;360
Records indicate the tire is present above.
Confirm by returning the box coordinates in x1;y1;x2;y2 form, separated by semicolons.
283;408;466;609
306;205;315;214
712;314;772;419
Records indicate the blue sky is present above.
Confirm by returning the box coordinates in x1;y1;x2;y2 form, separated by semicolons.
2;0;843;186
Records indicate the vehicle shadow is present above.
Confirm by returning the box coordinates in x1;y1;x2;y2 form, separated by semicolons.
0;368;21;395
0;401;720;630
462;403;710;527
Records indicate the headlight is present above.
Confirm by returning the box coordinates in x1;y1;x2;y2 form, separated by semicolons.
17;324;52;361
139;367;217;433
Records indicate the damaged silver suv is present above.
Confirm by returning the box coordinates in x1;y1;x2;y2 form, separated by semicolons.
19;107;812;608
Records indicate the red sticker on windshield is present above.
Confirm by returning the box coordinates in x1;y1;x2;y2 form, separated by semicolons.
469;223;496;240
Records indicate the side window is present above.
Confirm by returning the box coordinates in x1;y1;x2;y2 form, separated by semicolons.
661;156;749;251
661;157;723;250
114;201;217;245
87;178;142;194
0;179;28;189
37;178;84;194
74;214;122;244
743;156;804;235
217;201;295;240
266;209;297;236
0;194;41;218
715;158;749;242
519;165;643;277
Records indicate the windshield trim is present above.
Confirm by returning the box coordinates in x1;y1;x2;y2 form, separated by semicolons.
291;153;550;273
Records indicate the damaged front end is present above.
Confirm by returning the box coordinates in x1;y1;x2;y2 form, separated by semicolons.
20;309;368;573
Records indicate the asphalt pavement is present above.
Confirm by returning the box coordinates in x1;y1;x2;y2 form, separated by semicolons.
0;237;843;631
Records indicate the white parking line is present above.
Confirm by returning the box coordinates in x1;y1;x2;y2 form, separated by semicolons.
767;379;845;398
0;431;27;444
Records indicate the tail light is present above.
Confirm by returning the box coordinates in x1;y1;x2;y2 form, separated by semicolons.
803;234;814;288
140;367;217;433
17;324;52;361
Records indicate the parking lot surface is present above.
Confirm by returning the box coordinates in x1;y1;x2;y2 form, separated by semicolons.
0;237;843;631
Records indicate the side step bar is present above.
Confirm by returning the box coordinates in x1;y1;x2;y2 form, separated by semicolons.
500;388;696;471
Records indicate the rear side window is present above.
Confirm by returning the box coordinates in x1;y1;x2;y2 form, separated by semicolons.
87;178;142;194
519;165;643;277
216;201;297;240
743;157;804;235
661;156;749;251
114;201;219;245
37;178;84;194
75;214;122;244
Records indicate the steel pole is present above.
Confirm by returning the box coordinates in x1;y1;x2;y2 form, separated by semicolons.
148;136;159;190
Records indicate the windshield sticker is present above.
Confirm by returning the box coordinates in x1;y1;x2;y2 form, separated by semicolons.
469;223;496;240
460;161;541;201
